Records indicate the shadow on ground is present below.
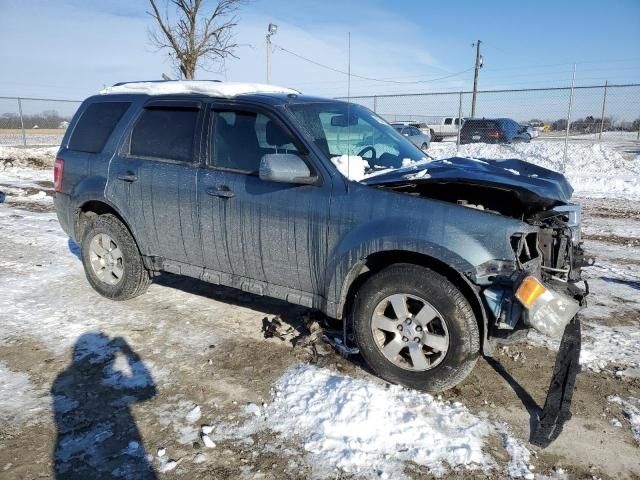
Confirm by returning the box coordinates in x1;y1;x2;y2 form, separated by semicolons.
51;332;157;479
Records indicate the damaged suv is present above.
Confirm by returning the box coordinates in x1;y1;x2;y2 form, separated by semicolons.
54;81;589;392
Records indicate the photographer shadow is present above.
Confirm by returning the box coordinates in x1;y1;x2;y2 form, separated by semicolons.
51;332;157;479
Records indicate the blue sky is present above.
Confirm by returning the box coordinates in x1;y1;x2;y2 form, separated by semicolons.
0;0;638;101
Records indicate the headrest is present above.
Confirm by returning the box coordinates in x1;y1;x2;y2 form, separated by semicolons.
266;120;292;147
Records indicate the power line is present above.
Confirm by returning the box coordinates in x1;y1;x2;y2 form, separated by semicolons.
272;44;474;85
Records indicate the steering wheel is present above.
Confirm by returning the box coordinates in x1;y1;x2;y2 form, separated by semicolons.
357;146;377;161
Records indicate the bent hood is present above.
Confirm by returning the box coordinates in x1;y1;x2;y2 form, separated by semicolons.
363;157;573;205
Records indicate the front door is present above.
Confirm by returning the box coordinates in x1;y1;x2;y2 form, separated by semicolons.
197;105;332;296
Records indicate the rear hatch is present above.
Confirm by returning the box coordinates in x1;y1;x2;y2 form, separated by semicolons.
461;119;501;143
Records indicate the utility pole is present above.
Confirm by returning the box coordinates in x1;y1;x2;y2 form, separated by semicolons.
471;40;482;118
266;23;278;84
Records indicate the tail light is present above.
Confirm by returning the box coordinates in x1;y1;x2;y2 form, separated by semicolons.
54;158;64;192
487;130;502;138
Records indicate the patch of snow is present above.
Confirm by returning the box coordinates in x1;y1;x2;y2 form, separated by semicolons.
185;405;202;423
330;154;368;181
607;396;640;440
100;81;299;98
209;364;532;479
428;141;640;200
0;362;48;425
527;322;640;373
0;145;57;170
201;434;216;448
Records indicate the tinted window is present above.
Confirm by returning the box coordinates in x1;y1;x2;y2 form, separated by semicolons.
130;107;198;162
444;118;452;125
68;102;130;153
211;110;299;173
462;120;499;130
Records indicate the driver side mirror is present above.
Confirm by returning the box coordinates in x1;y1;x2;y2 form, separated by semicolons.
259;153;318;185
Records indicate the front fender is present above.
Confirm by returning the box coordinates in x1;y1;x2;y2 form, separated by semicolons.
323;230;475;319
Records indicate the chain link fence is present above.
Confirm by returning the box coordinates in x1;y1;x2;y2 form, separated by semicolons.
1;84;639;148
0;97;81;146
339;83;640;145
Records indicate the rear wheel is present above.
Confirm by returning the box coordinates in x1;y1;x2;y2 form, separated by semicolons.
81;214;151;300
352;263;480;392
420;142;429;151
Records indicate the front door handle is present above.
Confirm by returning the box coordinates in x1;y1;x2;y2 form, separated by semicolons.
206;187;235;199
117;172;138;183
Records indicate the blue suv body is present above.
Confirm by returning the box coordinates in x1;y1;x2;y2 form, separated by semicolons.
54;81;587;391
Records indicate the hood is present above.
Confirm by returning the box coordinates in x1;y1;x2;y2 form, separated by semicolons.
363;157;573;205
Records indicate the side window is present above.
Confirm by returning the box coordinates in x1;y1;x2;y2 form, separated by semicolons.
130;107;198;162
444;118;452;125
211;110;299;174
410;127;420;136
454;118;460;126
68;102;130;153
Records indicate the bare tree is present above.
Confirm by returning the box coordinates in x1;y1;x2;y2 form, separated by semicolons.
147;0;242;80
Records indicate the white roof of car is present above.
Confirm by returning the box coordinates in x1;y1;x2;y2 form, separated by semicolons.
99;81;300;98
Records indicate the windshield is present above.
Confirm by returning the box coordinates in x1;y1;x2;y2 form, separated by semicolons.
287;101;427;180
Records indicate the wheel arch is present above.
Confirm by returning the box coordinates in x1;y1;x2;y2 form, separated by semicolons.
75;199;137;248
335;249;490;354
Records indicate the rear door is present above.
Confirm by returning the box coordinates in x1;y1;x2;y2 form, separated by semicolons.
197;103;332;296
106;100;204;265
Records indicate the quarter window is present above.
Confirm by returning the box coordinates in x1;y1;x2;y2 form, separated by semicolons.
130;107;198;162
211;110;299;173
68;102;130;153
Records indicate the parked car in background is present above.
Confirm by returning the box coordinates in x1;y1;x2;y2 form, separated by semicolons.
391;123;430;150
425;117;466;141
460;118;532;144
520;123;540;139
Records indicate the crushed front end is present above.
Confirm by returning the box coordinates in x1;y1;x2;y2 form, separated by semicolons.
479;203;593;342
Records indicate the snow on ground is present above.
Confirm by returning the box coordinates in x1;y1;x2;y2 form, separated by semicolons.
0;145;58;169
0;361;48;426
204;364;533;479
428;140;640;200
607;395;640;441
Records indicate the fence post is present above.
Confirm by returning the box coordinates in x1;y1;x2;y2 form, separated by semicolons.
598;80;608;141
373;96;378;113
17;97;27;147
563;65;576;172
456;91;463;152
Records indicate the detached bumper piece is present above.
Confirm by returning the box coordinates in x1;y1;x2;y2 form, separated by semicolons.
531;317;581;447
514;275;584;447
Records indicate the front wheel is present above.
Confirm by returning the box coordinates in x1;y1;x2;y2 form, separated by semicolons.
420;142;429;151
352;264;480;392
80;214;151;301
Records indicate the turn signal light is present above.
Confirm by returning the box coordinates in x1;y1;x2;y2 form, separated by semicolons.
515;276;547;308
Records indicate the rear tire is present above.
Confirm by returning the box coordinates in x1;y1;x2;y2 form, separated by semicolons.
80;214;151;301
420;143;429;151
352;263;480;392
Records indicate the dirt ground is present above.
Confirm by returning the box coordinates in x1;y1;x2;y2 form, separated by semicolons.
0;177;639;478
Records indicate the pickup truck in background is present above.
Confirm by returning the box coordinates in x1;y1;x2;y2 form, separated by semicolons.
425;117;467;141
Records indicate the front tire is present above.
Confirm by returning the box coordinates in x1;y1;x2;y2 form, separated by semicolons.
352;264;480;392
420;142;429;151
80;214;151;301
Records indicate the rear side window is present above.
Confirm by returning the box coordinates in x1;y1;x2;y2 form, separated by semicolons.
130;107;198;162
68;102;130;153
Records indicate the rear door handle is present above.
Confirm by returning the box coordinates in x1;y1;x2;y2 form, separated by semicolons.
206;187;235;199
117;172;138;183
